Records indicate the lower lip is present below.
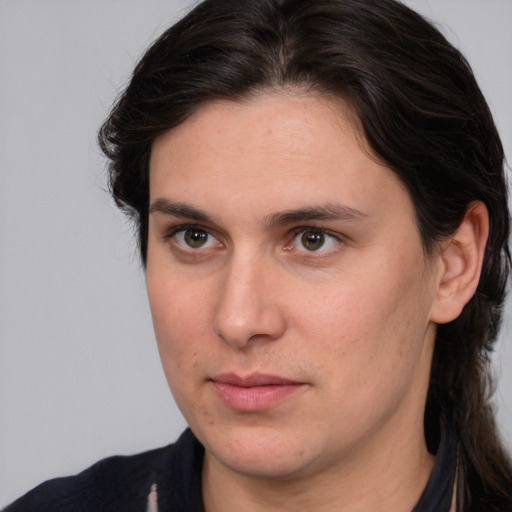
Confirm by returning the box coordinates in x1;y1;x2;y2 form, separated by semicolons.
212;382;305;412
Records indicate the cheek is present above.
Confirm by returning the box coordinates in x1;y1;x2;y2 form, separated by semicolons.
147;279;225;428
147;273;212;376
306;261;433;380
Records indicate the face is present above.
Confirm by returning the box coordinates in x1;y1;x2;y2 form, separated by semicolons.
146;93;441;481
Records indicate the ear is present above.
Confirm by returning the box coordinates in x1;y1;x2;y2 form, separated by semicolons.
430;201;489;324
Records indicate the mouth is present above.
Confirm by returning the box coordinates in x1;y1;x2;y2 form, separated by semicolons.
210;373;306;412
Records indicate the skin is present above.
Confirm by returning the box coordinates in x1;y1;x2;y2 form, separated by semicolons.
146;92;458;511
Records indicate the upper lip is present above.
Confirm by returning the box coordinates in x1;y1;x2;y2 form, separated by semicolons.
212;373;300;387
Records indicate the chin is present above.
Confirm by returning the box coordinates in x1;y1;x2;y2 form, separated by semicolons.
198;422;321;480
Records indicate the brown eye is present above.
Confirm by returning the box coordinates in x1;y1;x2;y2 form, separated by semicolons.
292;229;340;253
301;231;325;251
184;229;208;248
174;228;220;250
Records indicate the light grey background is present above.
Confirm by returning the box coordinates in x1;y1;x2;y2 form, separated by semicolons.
1;0;511;506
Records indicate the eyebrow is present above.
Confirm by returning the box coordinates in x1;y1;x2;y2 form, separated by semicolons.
149;198;370;226
265;204;370;227
149;199;212;223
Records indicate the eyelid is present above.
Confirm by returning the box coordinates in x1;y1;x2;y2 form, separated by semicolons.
165;223;224;250
289;226;343;240
286;226;344;253
164;223;205;238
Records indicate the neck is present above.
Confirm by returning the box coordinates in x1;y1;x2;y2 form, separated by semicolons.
202;417;435;512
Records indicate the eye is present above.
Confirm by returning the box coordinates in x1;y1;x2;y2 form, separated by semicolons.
291;229;340;253
173;227;221;250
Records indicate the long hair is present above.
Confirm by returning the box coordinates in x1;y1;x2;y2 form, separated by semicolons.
98;0;512;508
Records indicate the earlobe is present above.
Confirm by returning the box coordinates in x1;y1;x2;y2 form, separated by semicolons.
430;201;489;324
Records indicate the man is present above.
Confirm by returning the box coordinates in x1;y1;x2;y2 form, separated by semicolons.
6;0;512;510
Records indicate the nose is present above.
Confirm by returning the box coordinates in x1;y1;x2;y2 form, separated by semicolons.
213;254;286;348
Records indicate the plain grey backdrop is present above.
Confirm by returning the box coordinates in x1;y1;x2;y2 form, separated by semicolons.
1;0;511;506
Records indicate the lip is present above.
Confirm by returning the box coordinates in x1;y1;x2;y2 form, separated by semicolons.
211;373;306;412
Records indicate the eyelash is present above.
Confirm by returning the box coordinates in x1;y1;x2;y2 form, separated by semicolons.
165;224;222;250
164;224;343;255
286;227;342;254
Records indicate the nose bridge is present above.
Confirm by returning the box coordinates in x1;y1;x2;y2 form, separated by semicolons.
213;248;284;347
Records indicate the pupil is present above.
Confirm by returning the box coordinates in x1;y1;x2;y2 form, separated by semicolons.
301;231;324;251
185;229;208;248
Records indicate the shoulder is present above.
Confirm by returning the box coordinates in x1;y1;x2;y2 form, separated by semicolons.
4;429;204;512
3;446;169;512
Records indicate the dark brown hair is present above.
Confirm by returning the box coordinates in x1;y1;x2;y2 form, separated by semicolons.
98;0;512;508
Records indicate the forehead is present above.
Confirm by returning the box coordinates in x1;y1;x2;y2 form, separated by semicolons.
151;92;364;175
149;93;415;230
